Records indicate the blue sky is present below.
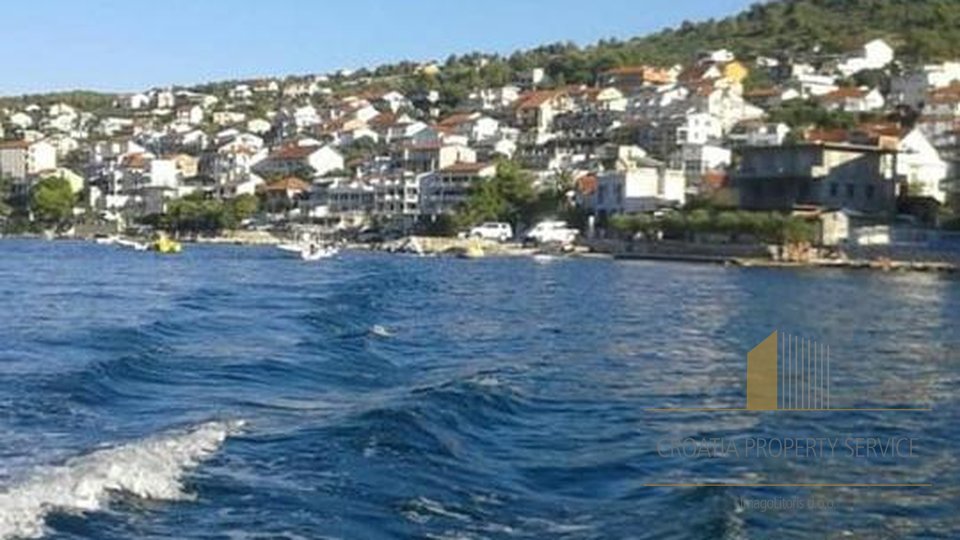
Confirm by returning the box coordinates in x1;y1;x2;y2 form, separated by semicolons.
1;0;755;95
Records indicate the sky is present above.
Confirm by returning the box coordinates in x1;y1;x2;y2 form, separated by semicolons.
0;0;757;95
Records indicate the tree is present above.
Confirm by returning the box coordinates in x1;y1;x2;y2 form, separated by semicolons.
31;177;76;230
457;159;536;228
228;194;259;223
163;193;225;236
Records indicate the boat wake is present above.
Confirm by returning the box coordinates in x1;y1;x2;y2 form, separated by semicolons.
0;420;244;539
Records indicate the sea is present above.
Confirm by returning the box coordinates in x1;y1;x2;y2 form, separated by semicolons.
0;240;957;539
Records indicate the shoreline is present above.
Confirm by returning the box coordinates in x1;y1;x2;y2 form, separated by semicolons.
614;252;958;273
5;234;957;274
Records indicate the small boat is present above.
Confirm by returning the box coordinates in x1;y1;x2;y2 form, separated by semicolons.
94;235;118;245
300;245;338;261
152;235;182;254
115;238;149;251
277;243;305;254
532;253;558;263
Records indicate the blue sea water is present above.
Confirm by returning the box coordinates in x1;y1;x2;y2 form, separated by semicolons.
0;240;957;539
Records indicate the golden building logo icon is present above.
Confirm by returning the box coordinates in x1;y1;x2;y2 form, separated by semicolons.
747;331;829;411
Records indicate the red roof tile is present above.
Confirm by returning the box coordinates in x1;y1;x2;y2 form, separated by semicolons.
438;161;492;174
261;177;311;192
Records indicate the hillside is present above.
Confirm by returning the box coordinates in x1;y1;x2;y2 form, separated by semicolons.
464;0;960;86
5;0;960;109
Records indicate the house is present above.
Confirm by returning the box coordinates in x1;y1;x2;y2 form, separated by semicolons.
212;111;247;126
582;152;686;217
896;128;949;203
676;143;732;193
370;173;422;221
258;177;312;213
420;161;497;216
147;158;178;188
436;112;500;142
701;49;736;63
252;79;280;94
175;104;204;126
338;125;380;146
567;87;627;113
819;87;885;113
924;83;960;117
47;134;80;158
92;138;146;163
465;85;521;112
228;84;253;101
371;90;411;113
176;91;218;109
0;140;57;181
514;90;572;134
170;153;200;179
599;66;674;92
122;93;151;110
282;80;318;98
743;87;799;109
836;39;894;77
675;112;723;145
309;178;376;226
155;89;176;109
177;129;210;152
690;84;765;131
890;62;960;108
734;142;899;215
253;144;344;178
313;172;426;230
247;118;273;135
292;105;320;128
794;72;839;98
678;60;749;89
45;114;76;134
390;141;475;174
218;174;265;199
728;121;791;147
8;112;34;129
517;67;546;88
247;118;272;135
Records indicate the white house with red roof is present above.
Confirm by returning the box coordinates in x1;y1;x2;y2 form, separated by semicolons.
819;87;885;113
253;144;344;178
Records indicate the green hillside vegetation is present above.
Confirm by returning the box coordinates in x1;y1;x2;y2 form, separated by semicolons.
5;1;960;111
398;0;960;110
0;90;117;112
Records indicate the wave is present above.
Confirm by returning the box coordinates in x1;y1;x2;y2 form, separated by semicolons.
0;420;244;539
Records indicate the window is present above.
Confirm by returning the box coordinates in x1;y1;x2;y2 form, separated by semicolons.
846;184;855;198
866;185;875;200
829;183;838;197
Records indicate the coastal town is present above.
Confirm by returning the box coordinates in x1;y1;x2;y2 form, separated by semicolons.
2;36;960;266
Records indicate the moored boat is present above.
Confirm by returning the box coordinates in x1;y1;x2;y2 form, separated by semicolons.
299;245;339;261
151;234;182;254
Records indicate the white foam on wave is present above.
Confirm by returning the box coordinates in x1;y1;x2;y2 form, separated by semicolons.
0;420;245;540
370;325;395;338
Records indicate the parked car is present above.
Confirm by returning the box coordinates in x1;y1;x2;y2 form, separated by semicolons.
469;222;513;242
523;220;578;246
